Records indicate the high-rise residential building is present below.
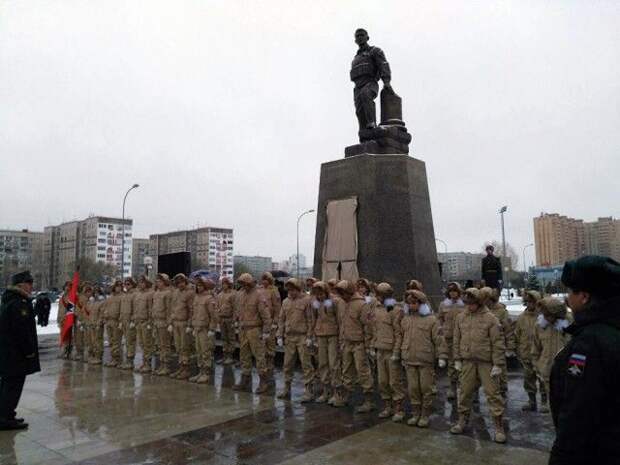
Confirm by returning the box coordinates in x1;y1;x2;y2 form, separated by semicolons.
534;213;620;266
44;216;133;288
131;238;151;278
288;253;307;270
0;229;45;287
233;255;272;278
150;227;234;278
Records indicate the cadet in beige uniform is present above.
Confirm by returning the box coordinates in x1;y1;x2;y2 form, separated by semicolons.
189;277;218;384
310;281;343;406
480;287;516;398
437;282;465;400
73;285;90;361
168;274;194;380
277;278;315;401
336;280;375;413
531;297;571;413
450;288;507;444
119;278;138;370
134;276;154;374
515;290;543;411
233;273;272;393
400;290;448;427
259;272;281;378
87;287;105;365
104;280;123;367
152;274;173;376
371;283;406;421
216;277;236;365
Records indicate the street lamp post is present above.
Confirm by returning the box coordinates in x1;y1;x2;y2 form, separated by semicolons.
121;183;140;279
499;206;508;298
296;209;315;280
522;243;534;275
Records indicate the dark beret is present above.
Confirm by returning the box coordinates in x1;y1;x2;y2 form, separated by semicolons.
561;255;620;299
11;270;33;285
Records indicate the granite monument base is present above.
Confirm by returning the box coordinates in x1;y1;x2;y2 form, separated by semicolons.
313;153;441;300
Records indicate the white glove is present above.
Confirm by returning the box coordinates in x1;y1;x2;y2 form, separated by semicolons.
438;359;447;369
167;324;173;333
185;326;192;334
207;330;215;337
261;332;270;341
277;337;284;347
129;322;135;329
118;322;123;329
491;365;502;377
271;324;278;330
367;348;376;358
506;350;516;358
306;338;313;347
234;321;239;328
192;329;197;337
454;360;463;371
390;352;400;361
146;324;151;330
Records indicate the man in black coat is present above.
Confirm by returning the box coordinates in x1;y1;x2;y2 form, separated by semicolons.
0;270;40;430
481;245;503;290
34;293;51;327
549;256;620;465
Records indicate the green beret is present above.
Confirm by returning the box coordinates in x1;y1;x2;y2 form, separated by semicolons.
11;270;33;285
561;255;620;299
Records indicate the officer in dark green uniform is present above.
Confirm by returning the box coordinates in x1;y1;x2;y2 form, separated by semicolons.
549;256;620;465
0;270;40;430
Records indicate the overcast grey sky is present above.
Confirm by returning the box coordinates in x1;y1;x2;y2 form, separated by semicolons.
1;1;619;268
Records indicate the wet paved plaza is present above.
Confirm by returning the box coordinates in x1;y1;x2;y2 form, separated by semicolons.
1;336;554;464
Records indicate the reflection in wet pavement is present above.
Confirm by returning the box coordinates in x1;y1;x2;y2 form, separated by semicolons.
0;335;553;465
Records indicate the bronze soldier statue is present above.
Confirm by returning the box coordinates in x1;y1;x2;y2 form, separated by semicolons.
350;28;391;132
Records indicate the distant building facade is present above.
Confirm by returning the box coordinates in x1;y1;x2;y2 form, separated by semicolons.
438;252;485;282
44;216;133;288
131;238;151;278
534;213;620;266
233;255;272;278
0;229;45;287
149;227;233;278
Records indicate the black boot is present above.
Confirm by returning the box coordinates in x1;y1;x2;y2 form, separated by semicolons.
521;393;537;412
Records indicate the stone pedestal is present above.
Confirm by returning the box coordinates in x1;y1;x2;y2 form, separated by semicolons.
313;154;441;300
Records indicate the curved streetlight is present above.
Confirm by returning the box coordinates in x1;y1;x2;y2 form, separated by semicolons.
296;209;315;279
121;183;140;278
522;243;534;273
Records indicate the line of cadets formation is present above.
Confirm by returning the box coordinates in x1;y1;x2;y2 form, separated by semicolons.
57;272;572;445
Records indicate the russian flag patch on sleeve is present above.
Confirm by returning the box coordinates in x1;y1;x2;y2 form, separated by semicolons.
568;353;586;377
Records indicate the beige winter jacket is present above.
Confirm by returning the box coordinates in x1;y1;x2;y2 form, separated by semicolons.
235;287;271;333
453;306;505;366
191;291;218;329
400;312;448;366
133;290;153;322
515;309;539;361
169;287;194;323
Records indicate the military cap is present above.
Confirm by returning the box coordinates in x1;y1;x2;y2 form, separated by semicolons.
156;273;170;284
463;287;484;305
124;277;137;287
11;270;33;286
335;280;356;295
138;275;153;287
375;282;393;295
523;289;542;303
537;297;568;318
312;281;329;294
237;273;254;285
406;279;424;291
261;272;274;284
173;273;188;283
446;282;463;296
285;278;303;291
405;289;428;303
327;279;339;288
221;276;232;286
562;255;620;299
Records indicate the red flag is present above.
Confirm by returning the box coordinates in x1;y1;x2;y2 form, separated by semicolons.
60;270;80;347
